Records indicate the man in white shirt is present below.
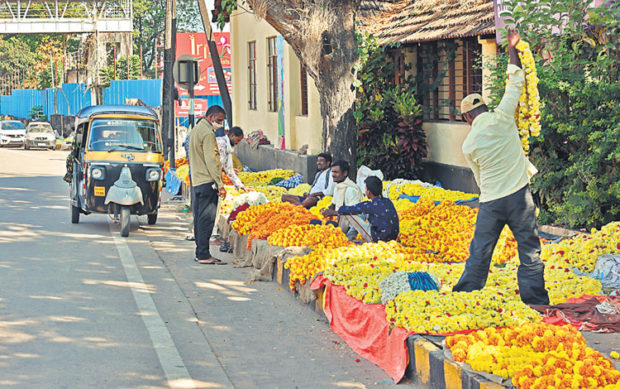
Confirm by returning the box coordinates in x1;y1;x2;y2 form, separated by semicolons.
321;160;364;239
281;152;333;208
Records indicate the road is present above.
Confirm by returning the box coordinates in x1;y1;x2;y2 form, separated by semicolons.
0;148;418;389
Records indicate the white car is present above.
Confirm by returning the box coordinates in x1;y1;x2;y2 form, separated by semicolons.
25;122;56;150
0;120;26;147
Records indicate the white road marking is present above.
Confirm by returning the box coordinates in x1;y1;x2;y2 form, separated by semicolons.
111;226;196;389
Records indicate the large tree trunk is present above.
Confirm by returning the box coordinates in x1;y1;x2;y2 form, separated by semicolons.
245;0;360;171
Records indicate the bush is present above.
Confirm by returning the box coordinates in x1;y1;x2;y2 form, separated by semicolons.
489;0;619;229
354;33;428;180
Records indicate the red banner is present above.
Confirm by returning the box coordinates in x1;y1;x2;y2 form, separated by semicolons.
175;99;210;117
175;32;232;97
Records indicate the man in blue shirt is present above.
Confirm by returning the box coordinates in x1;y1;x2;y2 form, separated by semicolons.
323;176;399;242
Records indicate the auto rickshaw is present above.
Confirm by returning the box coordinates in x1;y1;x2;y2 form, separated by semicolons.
69;105;164;237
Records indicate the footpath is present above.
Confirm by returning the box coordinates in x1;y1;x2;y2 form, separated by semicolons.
139;200;419;389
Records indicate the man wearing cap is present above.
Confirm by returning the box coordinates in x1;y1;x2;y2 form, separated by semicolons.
452;30;549;306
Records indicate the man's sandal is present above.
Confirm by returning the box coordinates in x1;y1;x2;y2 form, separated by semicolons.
194;257;227;265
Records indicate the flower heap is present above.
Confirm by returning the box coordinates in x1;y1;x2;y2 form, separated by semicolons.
446;323;620;389
515;40;541;155
398;199;517;264
237;169;296;186
175;164;190;186
219;186;245;214
309;196;333;218
267;224;351;250
164;157;188;173
252;185;288;202
287;183;312;196
323;246;600;333
387;183;478;203
541;221;620;273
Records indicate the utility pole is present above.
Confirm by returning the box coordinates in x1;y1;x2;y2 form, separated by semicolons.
197;0;232;126
51;51;57;115
162;0;177;163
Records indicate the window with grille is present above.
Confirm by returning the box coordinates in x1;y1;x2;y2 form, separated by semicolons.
248;41;257;110
300;63;308;116
267;37;278;112
417;38;483;121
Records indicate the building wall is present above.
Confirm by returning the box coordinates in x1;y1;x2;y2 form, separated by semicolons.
230;11;323;154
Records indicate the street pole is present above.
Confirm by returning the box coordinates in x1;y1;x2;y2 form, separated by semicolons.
162;0;177;163
188;61;195;129
197;0;232;126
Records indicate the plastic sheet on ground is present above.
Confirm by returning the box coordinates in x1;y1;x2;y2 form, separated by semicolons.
573;254;620;290
534;295;620;332
165;168;183;195
398;193;479;205
310;276;412;383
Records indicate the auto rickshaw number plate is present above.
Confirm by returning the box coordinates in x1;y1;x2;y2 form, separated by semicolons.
94;186;106;197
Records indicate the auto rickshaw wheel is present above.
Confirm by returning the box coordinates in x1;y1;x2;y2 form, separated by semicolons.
147;212;157;225
71;203;80;224
120;206;130;237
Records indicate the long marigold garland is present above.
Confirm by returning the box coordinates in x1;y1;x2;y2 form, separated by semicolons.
515;40;541;155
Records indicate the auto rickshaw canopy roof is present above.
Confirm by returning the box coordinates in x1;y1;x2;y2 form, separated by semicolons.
76;105;158;121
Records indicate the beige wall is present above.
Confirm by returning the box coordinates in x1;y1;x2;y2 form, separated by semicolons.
479;37;498;102
230;10;323;154
231;10;494;167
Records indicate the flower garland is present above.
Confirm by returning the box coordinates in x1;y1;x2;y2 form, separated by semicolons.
446;323;620;389
515;40;541;155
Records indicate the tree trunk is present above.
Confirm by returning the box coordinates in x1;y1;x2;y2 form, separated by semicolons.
245;0;360;172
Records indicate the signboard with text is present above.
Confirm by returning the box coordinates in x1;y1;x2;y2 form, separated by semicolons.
175;32;232;97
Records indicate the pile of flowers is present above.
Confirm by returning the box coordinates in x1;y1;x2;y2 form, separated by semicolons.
398;199;517;264
267;224;351;250
515;40;541;155
288;183;312;196
253;185;288;202
219;186;245;214
175;164;190;186
309;196;333;218
164;157;188;173
237;169;297;186
387;183;477;203
541;221;620;273
446;323;620;388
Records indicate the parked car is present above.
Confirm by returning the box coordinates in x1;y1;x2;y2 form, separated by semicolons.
25;122;56;150
0;120;26;147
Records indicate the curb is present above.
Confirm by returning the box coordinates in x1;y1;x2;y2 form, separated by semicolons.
406;336;509;389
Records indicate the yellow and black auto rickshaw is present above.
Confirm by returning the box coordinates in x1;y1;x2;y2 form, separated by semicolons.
69;105;164;236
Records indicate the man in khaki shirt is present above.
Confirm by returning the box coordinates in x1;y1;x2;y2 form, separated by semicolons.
188;105;227;264
452;31;549;305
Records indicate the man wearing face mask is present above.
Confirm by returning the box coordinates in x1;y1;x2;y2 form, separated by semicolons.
216;126;248;192
188;105;228;265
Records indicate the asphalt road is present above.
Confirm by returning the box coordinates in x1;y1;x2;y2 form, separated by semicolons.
0;148;418;389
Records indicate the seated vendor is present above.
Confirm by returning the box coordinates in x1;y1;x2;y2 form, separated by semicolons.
320;160;364;239
281;152;333;208
323;176;399;243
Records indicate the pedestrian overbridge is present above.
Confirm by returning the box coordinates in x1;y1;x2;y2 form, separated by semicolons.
0;0;132;33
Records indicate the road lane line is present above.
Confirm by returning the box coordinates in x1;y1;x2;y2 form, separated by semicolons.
111;230;196;389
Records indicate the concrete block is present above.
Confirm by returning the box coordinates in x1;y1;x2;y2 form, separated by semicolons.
235;141;318;183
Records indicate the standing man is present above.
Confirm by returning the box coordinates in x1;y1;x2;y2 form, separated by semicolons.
321;160;363;239
188;105;227;265
281;152;332;208
452;30;549;305
216;126;248;192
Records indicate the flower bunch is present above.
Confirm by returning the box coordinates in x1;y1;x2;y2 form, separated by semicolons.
232;202;283;235
309;196;334;218
252;185;288;202
222;172;233;186
164;157;188;173
244;204;317;247
174;164;191;186
541;221;619;273
237;169;297;186
515;40;541;155
268;224;351;249
287;183;312;196
446;323;620;389
387;183;477;203
219;186;245;214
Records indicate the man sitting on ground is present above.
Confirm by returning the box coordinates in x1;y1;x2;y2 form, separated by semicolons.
281;152;333;208
320;160;364;239
323;176;399;242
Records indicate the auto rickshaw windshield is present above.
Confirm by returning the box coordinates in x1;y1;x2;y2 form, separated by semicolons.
88;118;161;152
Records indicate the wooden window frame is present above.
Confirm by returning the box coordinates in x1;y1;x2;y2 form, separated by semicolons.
248;41;257;110
300;63;309;116
267;37;278;112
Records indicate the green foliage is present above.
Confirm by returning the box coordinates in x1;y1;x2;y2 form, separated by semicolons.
133;0;166;76
217;0;237;30
0;37;36;78
29;105;45;121
355;33;427;179
99;55;142;87
493;0;620;228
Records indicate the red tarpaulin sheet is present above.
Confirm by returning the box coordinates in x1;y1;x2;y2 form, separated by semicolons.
311;276;412;382
536;295;620;332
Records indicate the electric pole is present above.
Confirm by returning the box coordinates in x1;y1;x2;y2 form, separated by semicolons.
162;0;177;162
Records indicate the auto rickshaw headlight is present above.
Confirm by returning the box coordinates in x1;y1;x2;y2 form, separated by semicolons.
146;168;161;182
91;166;105;180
